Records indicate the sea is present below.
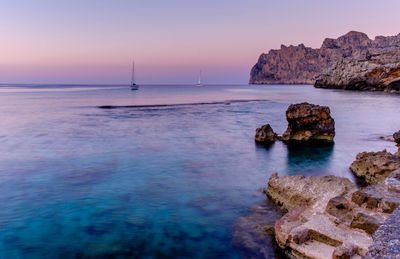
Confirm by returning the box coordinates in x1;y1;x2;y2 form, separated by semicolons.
0;84;398;258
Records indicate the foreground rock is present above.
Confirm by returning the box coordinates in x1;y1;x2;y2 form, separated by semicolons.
315;48;400;92
266;172;400;259
250;31;400;84
349;150;400;185
364;207;400;259
255;124;277;143
281;102;335;143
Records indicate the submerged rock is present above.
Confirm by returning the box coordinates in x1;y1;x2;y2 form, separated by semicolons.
255;124;277;143
231;200;284;259
349;150;400;185
315;48;400;92
281;102;335;143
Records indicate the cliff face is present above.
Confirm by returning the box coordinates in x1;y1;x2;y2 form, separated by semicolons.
249;31;400;84
315;48;400;92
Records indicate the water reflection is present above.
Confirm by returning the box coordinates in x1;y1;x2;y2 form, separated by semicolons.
286;142;334;176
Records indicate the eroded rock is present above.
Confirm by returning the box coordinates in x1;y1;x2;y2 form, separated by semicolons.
267;173;355;213
349;150;400;185
281;102;335;143
266;173;400;259
315;48;400;92
250;31;400;85
255;124;277;143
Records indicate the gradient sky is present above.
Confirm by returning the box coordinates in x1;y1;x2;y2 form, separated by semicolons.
0;0;399;84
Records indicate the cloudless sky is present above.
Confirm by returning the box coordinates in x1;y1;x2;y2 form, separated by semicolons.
0;0;399;84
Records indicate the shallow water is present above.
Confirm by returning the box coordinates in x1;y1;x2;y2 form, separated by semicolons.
0;84;399;258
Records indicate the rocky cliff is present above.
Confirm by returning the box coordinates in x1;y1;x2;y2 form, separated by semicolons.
249;31;400;84
315;48;400;92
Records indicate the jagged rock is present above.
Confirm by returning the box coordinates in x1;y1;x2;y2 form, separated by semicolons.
315;48;400;92
250;31;400;85
255;124;277;143
266;172;400;259
281;102;335;143
349;150;400;185
393;130;400;144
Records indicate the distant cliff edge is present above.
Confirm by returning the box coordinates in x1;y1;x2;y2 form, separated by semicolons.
249;31;400;85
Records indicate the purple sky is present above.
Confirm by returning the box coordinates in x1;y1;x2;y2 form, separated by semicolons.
0;0;399;84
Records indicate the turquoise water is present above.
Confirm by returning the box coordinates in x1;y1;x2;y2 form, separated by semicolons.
0;84;399;258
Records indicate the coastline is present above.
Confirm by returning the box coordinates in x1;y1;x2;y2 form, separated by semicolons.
244;102;400;258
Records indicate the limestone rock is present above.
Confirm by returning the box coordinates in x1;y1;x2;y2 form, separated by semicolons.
266;173;400;259
349;150;400;185
267;172;356;213
250;31;400;85
363;208;400;259
350;212;385;235
281;102;335;143
255;124;277;143
315;48;400;92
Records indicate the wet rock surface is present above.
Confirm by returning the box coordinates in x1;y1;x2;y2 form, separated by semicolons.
315;48;400;92
250;31;400;85
350;150;400;185
281;102;335;143
255;124;278;143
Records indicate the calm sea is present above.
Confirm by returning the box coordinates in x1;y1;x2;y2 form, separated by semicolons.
0;84;398;258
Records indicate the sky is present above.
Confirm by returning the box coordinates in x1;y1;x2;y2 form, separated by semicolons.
0;0;399;85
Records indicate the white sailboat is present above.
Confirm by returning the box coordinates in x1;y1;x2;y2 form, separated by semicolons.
196;70;203;86
130;60;139;90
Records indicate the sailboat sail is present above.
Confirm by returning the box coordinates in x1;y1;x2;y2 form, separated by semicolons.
131;61;135;85
197;70;202;86
130;60;139;90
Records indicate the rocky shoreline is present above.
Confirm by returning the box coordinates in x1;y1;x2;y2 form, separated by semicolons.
249;31;400;85
245;103;400;258
315;49;400;93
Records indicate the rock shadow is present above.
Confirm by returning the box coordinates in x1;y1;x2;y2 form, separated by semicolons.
286;142;334;176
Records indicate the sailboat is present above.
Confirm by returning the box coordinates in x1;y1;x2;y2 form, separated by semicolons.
196;70;203;86
130;60;139;90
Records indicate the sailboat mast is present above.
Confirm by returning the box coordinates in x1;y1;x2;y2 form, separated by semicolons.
131;61;135;85
198;70;202;85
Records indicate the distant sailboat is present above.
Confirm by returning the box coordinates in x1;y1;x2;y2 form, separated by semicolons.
130;60;139;90
196;70;203;86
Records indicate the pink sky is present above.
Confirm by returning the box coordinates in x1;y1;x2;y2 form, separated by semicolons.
0;0;399;84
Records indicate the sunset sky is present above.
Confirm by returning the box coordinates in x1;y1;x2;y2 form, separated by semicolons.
0;0;399;84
